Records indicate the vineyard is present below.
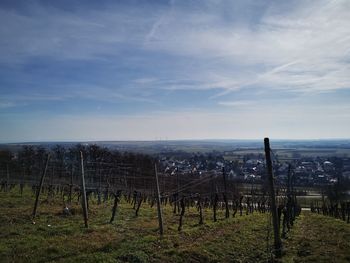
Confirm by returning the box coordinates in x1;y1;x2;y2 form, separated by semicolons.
0;140;350;262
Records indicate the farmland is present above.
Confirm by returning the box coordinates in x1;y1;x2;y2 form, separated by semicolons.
1;187;349;263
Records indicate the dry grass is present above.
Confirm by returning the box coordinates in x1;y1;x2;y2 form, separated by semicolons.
0;187;349;262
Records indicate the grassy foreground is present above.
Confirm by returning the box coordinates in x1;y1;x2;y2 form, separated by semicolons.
0;187;349;263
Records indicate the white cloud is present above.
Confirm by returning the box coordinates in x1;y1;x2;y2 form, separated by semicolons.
143;0;350;94
218;100;253;107
0;101;17;108
0;4;160;63
1;1;349;95
0;1;349;141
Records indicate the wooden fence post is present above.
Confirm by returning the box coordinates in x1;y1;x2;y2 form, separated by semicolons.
20;166;25;196
198;194;204;225
286;164;293;228
69;165;74;204
264;138;282;257
222;167;229;218
80;151;88;228
32;154;50;220
178;197;185;231
6;163;10;192
155;163;164;236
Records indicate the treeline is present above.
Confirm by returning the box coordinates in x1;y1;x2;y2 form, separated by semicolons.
0;144;155;191
0;145;243;197
310;178;350;223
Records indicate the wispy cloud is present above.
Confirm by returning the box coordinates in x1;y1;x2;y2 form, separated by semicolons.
0;2;161;63
0;85;157;107
0;0;349;141
218;100;254;107
0;101;17;109
142;0;350;94
1;0;349;94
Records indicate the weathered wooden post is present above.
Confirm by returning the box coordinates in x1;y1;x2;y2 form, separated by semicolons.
20;166;25;196
264;138;282;257
32;154;50;220
286;164;292;229
176;172;180;214
222;167;229;218
69;165;74;204
213;193;218;222
178;197;185;231
80;151;88;228
197;194;204;225
98;168;102;205
291;169;297;223
155;163;164;236
6;163;10;192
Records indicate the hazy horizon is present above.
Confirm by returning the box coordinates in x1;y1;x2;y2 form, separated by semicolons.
1;0;349;142
2;137;350;145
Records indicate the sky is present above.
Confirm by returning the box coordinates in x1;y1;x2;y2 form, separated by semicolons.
0;0;350;142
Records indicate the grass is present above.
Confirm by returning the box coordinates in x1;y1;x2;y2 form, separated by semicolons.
283;213;350;263
0;187;349;262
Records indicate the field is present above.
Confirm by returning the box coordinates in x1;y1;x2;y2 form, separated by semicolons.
1;188;349;263
223;148;350;160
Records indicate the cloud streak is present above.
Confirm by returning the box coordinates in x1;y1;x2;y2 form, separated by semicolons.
1;0;349;94
0;0;349;141
143;0;350;94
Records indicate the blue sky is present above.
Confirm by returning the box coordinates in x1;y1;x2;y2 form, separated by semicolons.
0;0;350;142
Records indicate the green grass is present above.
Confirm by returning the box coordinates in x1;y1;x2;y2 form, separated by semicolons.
283;213;350;263
0;187;349;262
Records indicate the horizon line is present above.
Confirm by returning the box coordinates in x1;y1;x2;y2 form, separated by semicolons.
1;137;350;145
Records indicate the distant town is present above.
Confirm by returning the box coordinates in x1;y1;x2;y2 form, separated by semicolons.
1;139;350;188
158;151;350;187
